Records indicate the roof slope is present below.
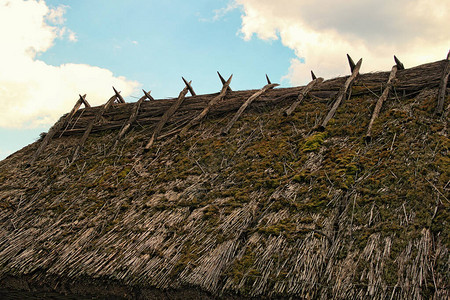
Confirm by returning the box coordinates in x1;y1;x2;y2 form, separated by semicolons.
0;58;449;299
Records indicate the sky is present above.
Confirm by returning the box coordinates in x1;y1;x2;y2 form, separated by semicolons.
0;0;449;160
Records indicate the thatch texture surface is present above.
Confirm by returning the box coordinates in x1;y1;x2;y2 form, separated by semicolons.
0;59;448;299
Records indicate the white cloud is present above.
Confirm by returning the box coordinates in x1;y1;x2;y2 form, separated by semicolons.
67;29;77;42
212;2;239;21
46;4;67;25
198;2;239;22
235;0;450;85
0;0;139;128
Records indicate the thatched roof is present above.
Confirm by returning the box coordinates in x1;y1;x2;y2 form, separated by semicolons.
0;57;448;299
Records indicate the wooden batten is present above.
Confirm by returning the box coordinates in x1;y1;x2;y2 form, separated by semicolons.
347;54;356;72
365;65;398;141
311;71;317;80
221;82;279;135
319;58;363;131
218;72;232;91
30;94;88;165
394;55;405;70
182;77;196;96
284;77;324;116
144;84;190;150
180;75;233;137
265;74;272;84
113;90;151;149
72;94;118;162
113;87;126;103
435;51;450;115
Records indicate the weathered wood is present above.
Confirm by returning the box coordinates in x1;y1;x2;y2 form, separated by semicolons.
57;94;89;138
394;55;405;70
182;77;196;96
347;54;356;72
113;87;126;103
143;89;155;101
221;83;279;135
50;60;445;139
114;91;152;148
180;75;233;137
284;77;324;116
69;95;88;120
311;71;317;80
218;71;232;91
365;65;398;141
319;58;362;130
266;74;271;84
79;94;91;108
144;85;190;150
72;95;118;162
435;51;450;115
30;95;88;164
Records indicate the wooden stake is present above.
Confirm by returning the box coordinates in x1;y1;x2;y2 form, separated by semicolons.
180;75;233;137
394;55;405;70
217;71;226;85
284;77;324;116
113;90;151;148
70;95;88;119
435;51;450;115
113;86;126;103
143;89;155;101
218;71;232;91
319;58;362;131
347;54;356;72
30;94;88;165
182;77;196;96
79;94;91;108
221;82;279;135
311;71;317;80
72;94;118;162
266;74;272;84
365;65;398;141
144;84;190;150
58;94;89;137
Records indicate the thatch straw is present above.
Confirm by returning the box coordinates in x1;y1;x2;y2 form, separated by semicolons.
0;58;448;299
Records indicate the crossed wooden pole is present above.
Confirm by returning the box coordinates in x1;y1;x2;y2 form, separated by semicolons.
29;51;449;164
